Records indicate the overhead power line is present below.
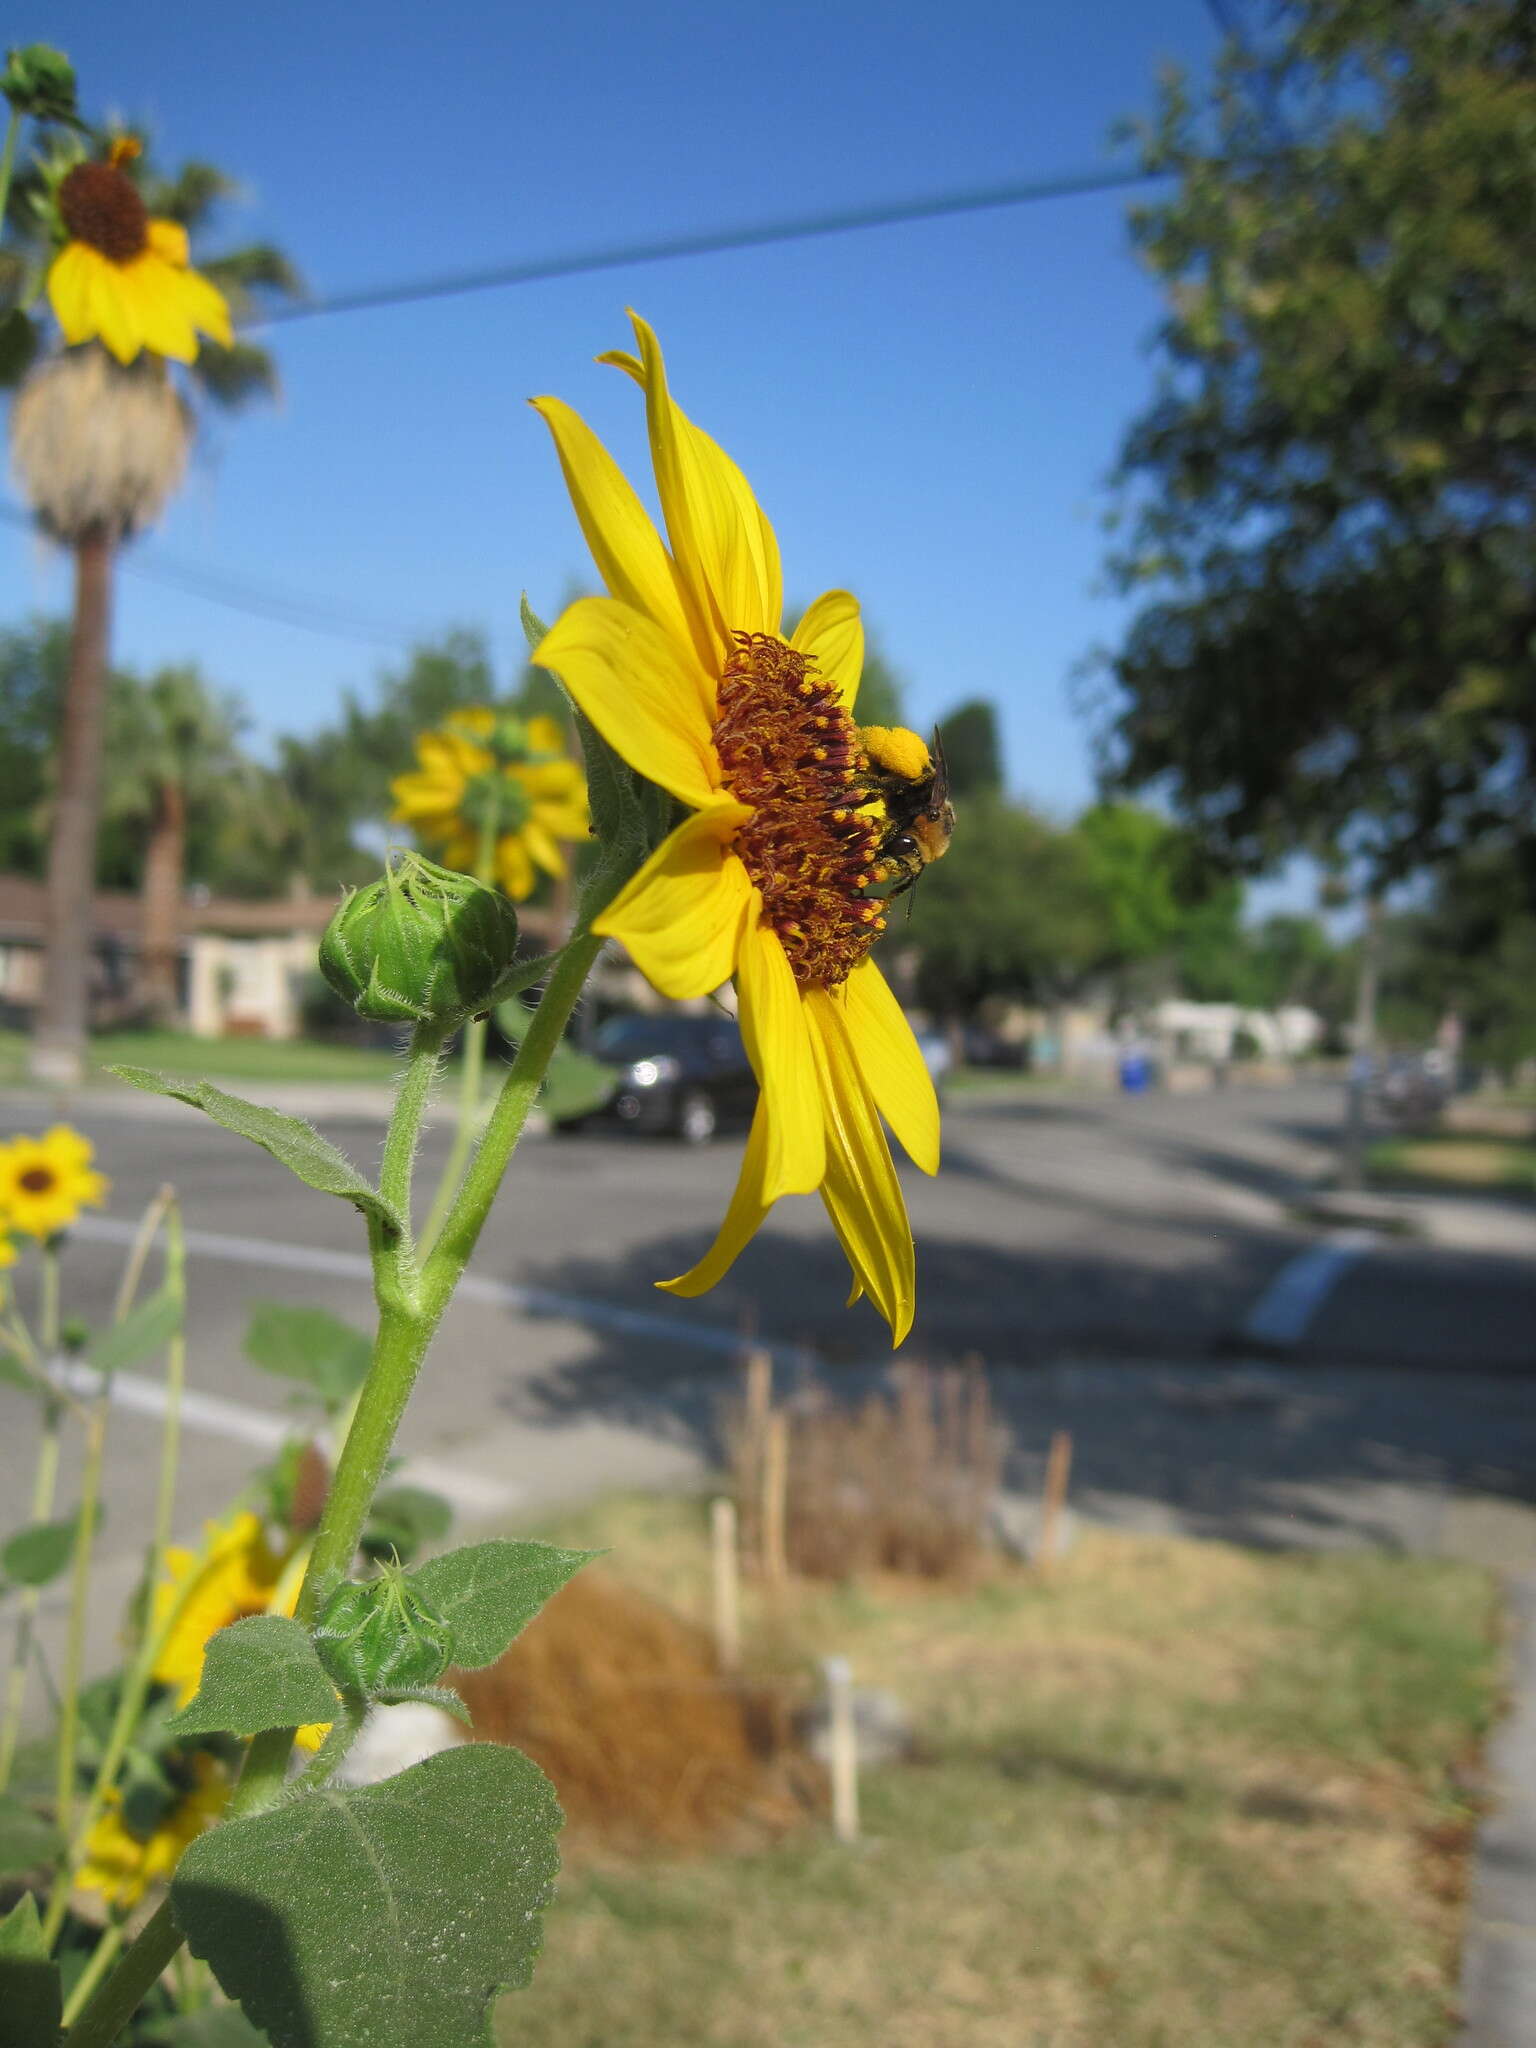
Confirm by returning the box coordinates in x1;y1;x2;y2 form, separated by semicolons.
0;502;419;648
255;161;1165;329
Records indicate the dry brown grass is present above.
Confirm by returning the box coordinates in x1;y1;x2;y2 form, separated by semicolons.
726;1357;1006;1581
455;1569;817;1857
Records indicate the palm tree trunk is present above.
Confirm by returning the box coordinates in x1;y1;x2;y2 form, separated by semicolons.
141;778;186;1026
30;526;113;1086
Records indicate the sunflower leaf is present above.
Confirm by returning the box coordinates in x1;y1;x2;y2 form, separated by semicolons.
167;1615;340;1739
86;1283;182;1375
408;1538;594;1670
107;1069;404;1239
243;1303;372;1414
172;1744;562;2048
0;1892;61;2048
2;1514;80;1588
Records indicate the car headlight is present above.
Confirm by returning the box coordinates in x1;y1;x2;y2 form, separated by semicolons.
625;1056;681;1088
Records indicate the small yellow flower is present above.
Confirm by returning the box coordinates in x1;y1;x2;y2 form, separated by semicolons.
390;706;589;901
0;1125;108;1239
151;1510;285;1707
531;316;942;1342
77;1754;229;1909
46;143;233;366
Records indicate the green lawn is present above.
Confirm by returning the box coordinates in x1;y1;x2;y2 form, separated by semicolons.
495;1491;1501;2048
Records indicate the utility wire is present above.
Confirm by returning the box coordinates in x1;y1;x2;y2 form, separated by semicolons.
254;161;1165;329
0;502;420;648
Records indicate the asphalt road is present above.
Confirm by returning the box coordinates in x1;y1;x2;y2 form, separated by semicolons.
3;1076;1534;1678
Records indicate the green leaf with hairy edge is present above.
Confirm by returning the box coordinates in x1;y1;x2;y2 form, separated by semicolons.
0;1794;58;1876
520;593;659;919
2;1514;80;1588
409;1539;593;1670
173;1744;561;2048
155;2007;273;2047
243;1304;371;1412
0;1893;61;2048
108;1069;403;1237
86;1283;181;1374
167;1616;340;1739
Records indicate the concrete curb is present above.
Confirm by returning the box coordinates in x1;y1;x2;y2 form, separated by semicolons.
1459;1572;1536;2047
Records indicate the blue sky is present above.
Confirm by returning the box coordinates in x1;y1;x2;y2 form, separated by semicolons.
5;2;1239;840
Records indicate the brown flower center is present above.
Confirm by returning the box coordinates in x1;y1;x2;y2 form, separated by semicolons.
18;1167;56;1194
714;633;887;989
58;162;149;264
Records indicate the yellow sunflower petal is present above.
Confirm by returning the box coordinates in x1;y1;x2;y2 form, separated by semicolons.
524;715;568;757
47;244;102;347
529;395;695;664
658;1098;773;1298
174;263;234;349
496;836;535;899
603;314;780;657
522;818;566;877
118;255;197;362
595;805;753;1000
535;597;720;810
530;798;590;844
840;959;941;1174
147;218;190;266
791;591;865;708
736;917;824;1201
83;255;141;364
805;990;916;1345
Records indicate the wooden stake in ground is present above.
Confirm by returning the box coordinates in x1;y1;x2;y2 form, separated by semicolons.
761;1408;789;1587
1037;1428;1074;1569
710;1495;741;1672
744;1347;773;1460
823;1655;859;1844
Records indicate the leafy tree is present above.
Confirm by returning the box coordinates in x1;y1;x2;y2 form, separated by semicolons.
936;699;1003;798
900;799;1112;1016
0;617;69;872
1379;851;1536;1072
1096;0;1536;897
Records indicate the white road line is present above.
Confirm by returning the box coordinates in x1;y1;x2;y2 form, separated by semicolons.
51;1358;520;1518
69;1214;812;1366
1241;1229;1379;1348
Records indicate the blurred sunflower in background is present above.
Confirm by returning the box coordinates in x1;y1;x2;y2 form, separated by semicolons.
45;138;232;366
0;1124;109;1239
391;705;588;901
77;1753;229;1910
150;1509;285;1708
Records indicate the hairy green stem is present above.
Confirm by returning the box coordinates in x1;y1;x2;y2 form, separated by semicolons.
418;822;500;1257
60;1918;126;2028
379;1023;446;1240
63;1898;180;2048
0;1394;63;1790
423;932;601;1317
55;1394;107;1832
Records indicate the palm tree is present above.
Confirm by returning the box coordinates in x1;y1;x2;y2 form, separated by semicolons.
101;663;245;1022
4;140;300;1080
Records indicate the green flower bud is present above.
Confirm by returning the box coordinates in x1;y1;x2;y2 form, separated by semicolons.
313;1562;453;1695
318;851;519;1026
2;45;80;123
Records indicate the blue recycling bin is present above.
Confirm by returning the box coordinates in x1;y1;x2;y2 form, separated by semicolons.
1118;1051;1152;1094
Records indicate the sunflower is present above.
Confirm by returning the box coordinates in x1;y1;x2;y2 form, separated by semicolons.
0;1125;109;1240
531;316;941;1342
391;705;589;901
151;1510;285;1707
77;1753;229;1909
46;141;233;366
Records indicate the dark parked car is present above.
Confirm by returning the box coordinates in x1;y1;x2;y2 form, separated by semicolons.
558;1013;757;1143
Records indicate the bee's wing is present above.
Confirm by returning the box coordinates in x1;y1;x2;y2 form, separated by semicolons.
928;725;950;814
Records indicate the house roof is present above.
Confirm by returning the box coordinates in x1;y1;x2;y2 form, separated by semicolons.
0;874;560;946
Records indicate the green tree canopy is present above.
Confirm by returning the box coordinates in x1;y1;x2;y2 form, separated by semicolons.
936;699;1003;799
1097;0;1536;896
